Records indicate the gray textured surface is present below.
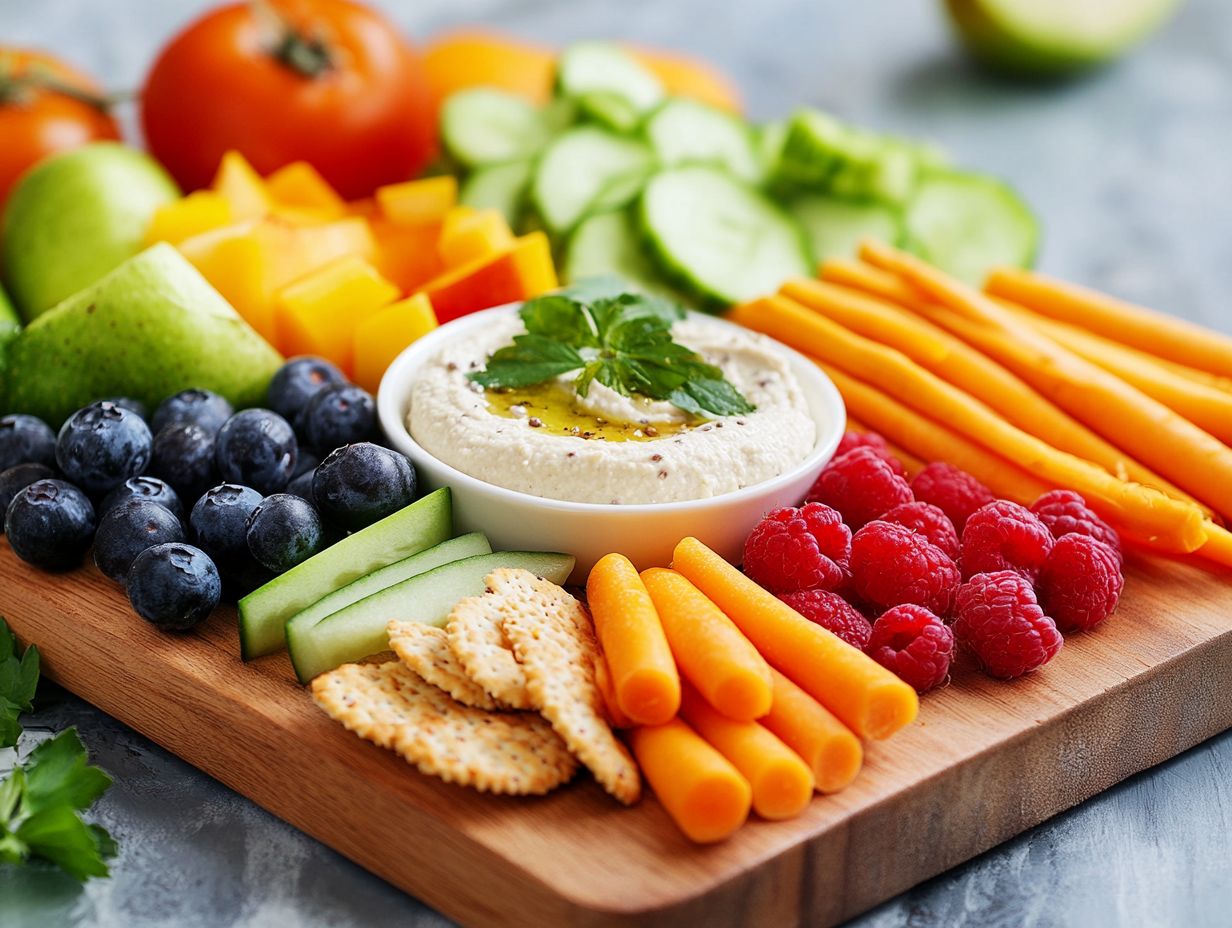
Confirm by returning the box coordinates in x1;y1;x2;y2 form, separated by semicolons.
2;0;1231;925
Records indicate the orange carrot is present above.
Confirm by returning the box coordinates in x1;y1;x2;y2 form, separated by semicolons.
860;240;1232;521
846;415;926;476
671;537;919;741
640;567;772;722
986;265;1232;377
1198;522;1232;570
819;363;1051;506
762;668;863;794
587;553;681;726
628;719;751;843
678;683;814;820
729;294;1208;552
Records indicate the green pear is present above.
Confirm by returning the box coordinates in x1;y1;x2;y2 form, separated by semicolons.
0;283;19;381
1;243;283;426
2;142;179;320
945;0;1181;78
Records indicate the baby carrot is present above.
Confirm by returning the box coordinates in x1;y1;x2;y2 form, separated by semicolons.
640;567;772;721
594;654;635;729
986;265;1232;377
762;668;863;794
678;682;814;820
671;537;919;741
627;719;751;844
587;553;680;726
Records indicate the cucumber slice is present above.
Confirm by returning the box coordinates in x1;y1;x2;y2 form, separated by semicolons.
565;208;684;304
773;109;851;190
903;169;1039;285
645;99;760;182
288;550;576;683
557;41;664;119
576;91;643;134
531;127;655;232
775;111;923;205
238;487;452;659
639;165;810;307
441;89;550;169
755;120;789;180
790;195;903;263
460;161;534;227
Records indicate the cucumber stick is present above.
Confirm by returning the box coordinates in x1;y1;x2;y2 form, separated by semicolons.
532;127;655;232
639;165;810;306
645;99;760;182
790;195;903;262
289;551;576;683
557;42;664;119
238;487;452;659
903;169;1039;284
442;89;551;169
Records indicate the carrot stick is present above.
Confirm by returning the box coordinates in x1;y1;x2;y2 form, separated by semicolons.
819;363;1051;505
846;416;926;476
678;682;814;820
985;265;1232;377
762;668;863;794
1198;522;1232;570
587;553;681;726
640;567;772;722
627;719;751;844
859;241;1232;523
728;294;1208;552
594;654;635;729
670;537;919;741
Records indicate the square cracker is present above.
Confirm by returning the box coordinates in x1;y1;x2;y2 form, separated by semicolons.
388;620;507;711
311;660;577;796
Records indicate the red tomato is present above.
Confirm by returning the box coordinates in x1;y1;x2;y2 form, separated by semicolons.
140;0;436;199
0;49;121;207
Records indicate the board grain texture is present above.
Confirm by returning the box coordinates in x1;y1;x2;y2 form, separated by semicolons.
2;542;1230;928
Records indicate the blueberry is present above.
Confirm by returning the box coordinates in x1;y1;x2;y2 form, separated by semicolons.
127;543;221;631
0;414;57;470
190;484;263;566
291;449;318;480
97;396;149;421
149;423;217;502
267;357;346;424
151;389;234;436
93;500;185;584
0;464;57;532
214;409;297;495
245;493;325;574
55;402;152;496
5;479;96;569
100;476;184;522
286;468;316;504
313;443;416;531
299;383;375;454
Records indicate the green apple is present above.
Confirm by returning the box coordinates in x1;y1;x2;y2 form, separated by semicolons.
1;243;282;426
2;142;179;320
945;0;1182;78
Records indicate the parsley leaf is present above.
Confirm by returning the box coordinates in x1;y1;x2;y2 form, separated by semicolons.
468;290;754;418
0;618;39;749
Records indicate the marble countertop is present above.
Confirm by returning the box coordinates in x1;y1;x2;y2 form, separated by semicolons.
3;0;1231;925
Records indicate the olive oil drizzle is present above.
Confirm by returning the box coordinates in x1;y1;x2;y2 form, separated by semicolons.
484;382;701;442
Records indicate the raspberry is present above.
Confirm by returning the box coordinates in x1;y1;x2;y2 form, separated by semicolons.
1036;534;1124;632
835;430;905;477
954;571;1063;679
866;604;955;694
743;503;851;593
1030;490;1122;565
910;462;994;530
808;447;913;530
880;501;960;560
850;520;960;616
778;589;872;650
960;500;1054;581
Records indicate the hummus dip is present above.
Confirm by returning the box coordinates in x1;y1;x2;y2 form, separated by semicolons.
407;313;816;504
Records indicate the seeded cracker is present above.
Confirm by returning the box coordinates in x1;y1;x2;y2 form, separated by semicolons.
447;584;534;710
387;620;506;711
493;569;642;805
311;661;577;795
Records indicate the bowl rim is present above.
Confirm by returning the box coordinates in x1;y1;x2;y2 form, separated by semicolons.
376;302;846;515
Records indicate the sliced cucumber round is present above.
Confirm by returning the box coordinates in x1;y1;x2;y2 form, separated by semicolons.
638;165;810;308
557;41;664;117
645;99;760;182
460;161;534;228
441;89;550;169
565;208;687;305
790;195;903;263
531;127;655;233
903;169;1040;285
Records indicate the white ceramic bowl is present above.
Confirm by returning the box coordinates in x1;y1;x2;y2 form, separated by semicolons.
377;304;846;582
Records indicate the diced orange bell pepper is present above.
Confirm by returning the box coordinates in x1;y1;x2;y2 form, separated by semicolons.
437;209;515;268
353;293;438;393
419;231;558;324
265;161;347;219
211;151;271;221
276;255;400;373
146;191;233;246
376;176;458;227
368;217;445;294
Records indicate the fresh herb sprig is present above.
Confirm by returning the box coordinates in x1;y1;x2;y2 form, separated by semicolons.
0;618;116;880
468;292;756;418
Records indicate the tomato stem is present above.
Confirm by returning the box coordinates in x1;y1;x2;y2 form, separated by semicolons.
251;0;336;79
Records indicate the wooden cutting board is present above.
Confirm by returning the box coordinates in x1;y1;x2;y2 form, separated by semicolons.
2;542;1230;927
